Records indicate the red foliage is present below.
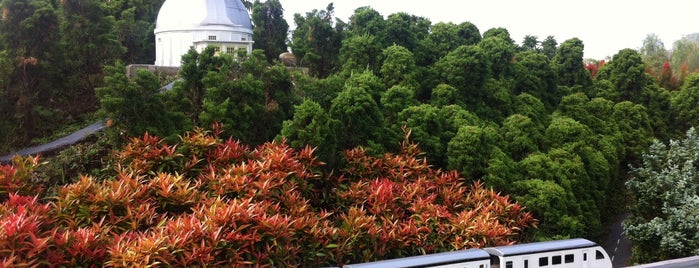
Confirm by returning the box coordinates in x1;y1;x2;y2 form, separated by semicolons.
658;61;680;90
584;60;605;79
0;129;537;266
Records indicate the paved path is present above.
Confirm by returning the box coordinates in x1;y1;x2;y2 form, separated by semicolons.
0;121;106;163
605;213;632;268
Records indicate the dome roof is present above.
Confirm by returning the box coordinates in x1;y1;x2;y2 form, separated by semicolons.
155;0;252;32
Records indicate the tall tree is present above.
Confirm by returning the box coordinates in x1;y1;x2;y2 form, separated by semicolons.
290;3;343;77
552;38;591;88
639;33;668;77
60;0;124;115
625;128;699;263
541;35;558;59
252;0;289;63
0;0;65;145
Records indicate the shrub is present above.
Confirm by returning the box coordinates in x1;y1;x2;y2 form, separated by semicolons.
0;128;536;266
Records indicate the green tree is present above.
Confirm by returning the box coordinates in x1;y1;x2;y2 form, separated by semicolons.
396;104;444;165
500;114;543;161
672;73;699;132
290;3;343;77
541;35;558;59
513;51;560;110
421;21;481;65
639;33;668;77
384;12;430;53
596;48;648;103
521;35;540;52
613;101;653;166
96;62;186;140
381;85;418;124
252;0;290;63
0;0;65;145
479;36;516;79
329;85;387;151
60;0;124;114
447;125;500;180
171;47;224;123
433;45;490;104
430;84;462;107
346;6;386;44
625;128;699;263
552;38;591;88
279;99;339;165
380;45;417;88
338;34;382;75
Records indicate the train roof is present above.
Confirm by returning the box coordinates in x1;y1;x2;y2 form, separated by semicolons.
485;238;599;257
343;249;489;268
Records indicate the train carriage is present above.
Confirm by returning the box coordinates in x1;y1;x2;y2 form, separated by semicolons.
342;238;612;268
484;239;612;268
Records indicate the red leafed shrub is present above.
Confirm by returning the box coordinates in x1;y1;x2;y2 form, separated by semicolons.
0;128;536;266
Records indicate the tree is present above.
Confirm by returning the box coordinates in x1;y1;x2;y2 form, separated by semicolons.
252;0;290;63
521;35;540;52
290;3;343;77
96;62;186;140
513;51;560;110
170;47;224;123
541;35;558;59
346;6;386;45
433;45;490;103
625;128;699;263
338;34;382;75
0;0;66;145
383;12;430;53
447;125;500;180
381;85;418;124
479;36;516;79
671;73;699;132
60;0;125;114
380;45;417;88
278;100;339;165
596;48;648;103
395;104;445;166
639;33;668;77
552;38;591;88
500;114;543;161
420;22;481;65
329;85;387;151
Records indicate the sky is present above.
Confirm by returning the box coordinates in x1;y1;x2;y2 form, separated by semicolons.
278;0;697;60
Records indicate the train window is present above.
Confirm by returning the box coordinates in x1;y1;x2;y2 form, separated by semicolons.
479;265;485;268
552;255;562;265
596;250;605;260
505;261;513;268
539;257;548;266
524;259;529;268
565;254;574;263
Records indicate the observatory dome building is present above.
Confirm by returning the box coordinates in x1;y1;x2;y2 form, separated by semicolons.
154;0;253;67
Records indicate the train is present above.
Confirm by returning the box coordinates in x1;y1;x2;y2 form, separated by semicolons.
343;238;612;268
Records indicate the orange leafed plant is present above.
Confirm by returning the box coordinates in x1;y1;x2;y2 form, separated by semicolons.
0;127;536;266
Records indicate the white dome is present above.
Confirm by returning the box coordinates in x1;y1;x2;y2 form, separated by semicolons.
153;0;254;67
155;0;252;33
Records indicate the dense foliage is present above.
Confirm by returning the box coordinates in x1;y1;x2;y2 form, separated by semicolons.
3;0;699;263
0;129;534;266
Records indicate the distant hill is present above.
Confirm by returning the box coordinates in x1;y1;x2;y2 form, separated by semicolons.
686;32;699;42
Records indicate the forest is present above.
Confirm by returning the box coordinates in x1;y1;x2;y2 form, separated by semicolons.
2;0;699;265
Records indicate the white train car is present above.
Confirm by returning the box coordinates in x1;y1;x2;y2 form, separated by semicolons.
342;238;612;268
343;249;491;268
484;238;612;268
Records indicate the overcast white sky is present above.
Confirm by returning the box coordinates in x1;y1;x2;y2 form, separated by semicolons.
278;0;697;60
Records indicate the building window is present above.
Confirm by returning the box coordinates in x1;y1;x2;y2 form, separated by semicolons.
565;254;574;263
241;37;246;41
552;255;562;265
213;46;221;52
208;35;217;40
505;261;513;268
226;47;235;54
524;260;529;268
158;38;161;42
539;257;548;266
